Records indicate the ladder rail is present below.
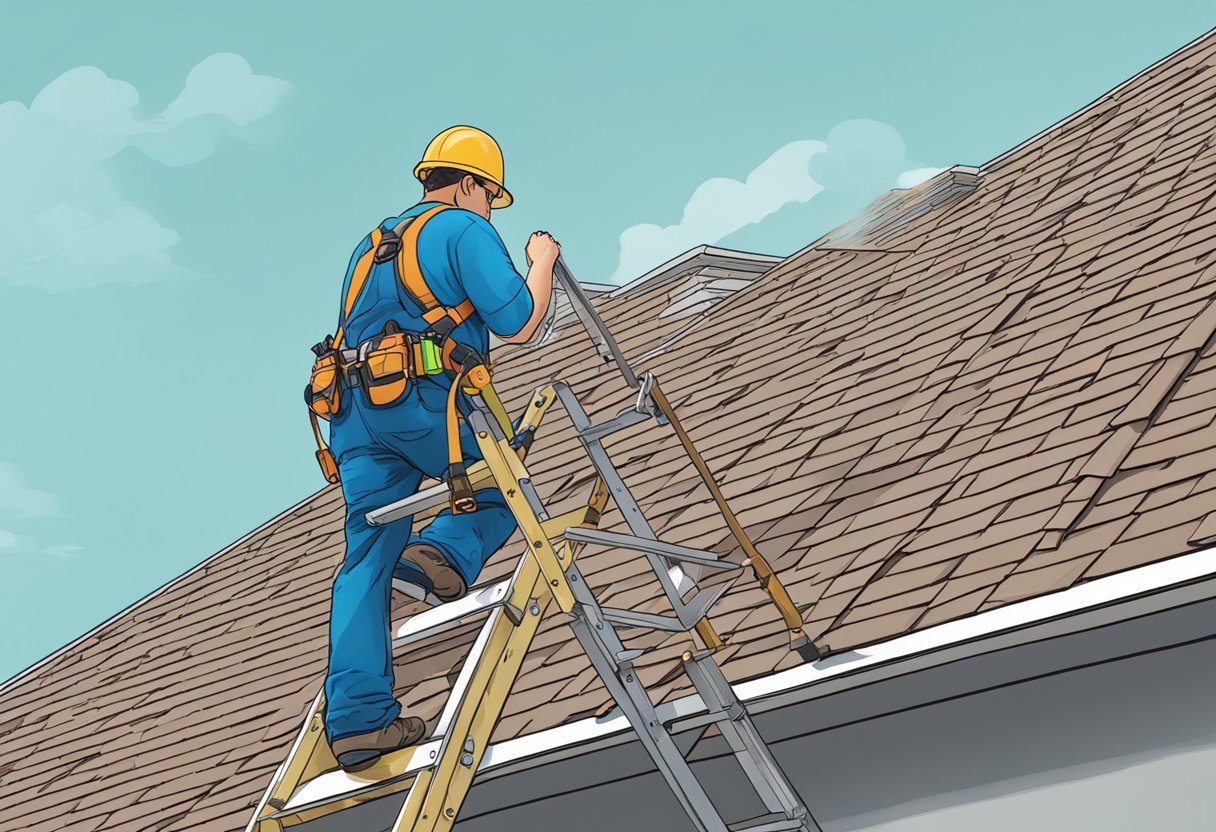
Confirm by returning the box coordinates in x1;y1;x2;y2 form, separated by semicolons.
389;418;606;832
565;562;729;832
552;257;638;388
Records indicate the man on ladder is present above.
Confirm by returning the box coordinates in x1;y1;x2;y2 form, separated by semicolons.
307;125;559;770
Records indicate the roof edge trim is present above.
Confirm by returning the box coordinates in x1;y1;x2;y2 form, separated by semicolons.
983;26;1216;174
0;486;336;695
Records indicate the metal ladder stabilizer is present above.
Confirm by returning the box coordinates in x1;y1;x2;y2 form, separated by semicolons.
248;256;821;832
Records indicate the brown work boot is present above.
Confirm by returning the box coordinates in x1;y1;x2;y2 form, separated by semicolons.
401;543;468;601
331;716;428;771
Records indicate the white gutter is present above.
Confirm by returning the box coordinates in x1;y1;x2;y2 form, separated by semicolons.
482;547;1216;773
283;547;1216;815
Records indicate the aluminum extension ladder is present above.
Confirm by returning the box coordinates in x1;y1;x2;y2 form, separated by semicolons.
247;259;821;832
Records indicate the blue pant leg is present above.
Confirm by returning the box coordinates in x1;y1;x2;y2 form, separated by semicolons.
324;442;424;743
387;390;519;586
416;487;517;585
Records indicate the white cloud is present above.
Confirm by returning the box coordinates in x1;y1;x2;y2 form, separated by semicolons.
0;531;82;560
897;167;947;189
163;53;289;127
42;543;84;558
0;54;289;292
610;119;942;283
0;463;60;518
609;140;825;283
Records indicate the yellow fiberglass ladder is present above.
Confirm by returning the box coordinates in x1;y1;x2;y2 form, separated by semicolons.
247;258;822;832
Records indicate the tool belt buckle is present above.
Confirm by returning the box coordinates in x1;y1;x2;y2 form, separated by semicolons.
340;363;362;390
353;339;376;389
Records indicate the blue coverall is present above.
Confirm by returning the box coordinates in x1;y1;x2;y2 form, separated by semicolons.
324;202;533;744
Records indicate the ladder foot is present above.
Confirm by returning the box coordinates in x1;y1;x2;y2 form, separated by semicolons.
791;636;822;663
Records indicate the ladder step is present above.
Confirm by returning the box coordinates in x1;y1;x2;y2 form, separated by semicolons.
392;579;512;648
564;528;741;571
391;578;444;607
579;406;653;442
365;481;450;526
601;606;691;632
602;574;736;632
268;739;441;819
728;812;810;832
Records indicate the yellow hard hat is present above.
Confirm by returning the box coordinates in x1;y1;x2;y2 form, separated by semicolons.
413;125;513;209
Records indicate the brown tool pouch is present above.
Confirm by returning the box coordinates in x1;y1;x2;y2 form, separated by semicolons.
306;348;342;421
360;330;415;407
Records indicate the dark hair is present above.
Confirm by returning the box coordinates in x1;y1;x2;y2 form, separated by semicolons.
422;166;485;192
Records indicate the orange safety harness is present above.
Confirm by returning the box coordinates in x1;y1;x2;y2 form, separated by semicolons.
305;204;494;513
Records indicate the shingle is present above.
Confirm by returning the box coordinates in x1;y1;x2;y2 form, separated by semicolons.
1191;512;1216;546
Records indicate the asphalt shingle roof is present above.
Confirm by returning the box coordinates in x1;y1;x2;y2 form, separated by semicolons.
3;29;1215;831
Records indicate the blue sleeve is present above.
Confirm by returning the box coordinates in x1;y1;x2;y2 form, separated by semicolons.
452;218;534;338
337;234;373;334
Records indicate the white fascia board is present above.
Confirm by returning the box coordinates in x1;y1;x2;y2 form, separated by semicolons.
479;547;1216;775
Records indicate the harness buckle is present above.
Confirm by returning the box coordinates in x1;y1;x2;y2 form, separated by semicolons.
373;237;402;263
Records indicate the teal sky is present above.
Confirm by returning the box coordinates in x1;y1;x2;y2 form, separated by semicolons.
0;1;1211;683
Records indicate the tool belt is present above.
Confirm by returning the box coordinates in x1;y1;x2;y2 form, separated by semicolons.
306;318;489;507
306;323;448;419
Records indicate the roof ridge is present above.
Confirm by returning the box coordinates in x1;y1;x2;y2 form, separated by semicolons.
605;245;782;301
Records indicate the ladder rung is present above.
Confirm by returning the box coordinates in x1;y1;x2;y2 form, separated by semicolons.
602;577;736;633
728;812;810;832
365;481;450;526
364;459;513;527
271;740;441;817
579;406;652;442
391;578;443;607
601;606;692;632
392;580;511;648
564;528;741;571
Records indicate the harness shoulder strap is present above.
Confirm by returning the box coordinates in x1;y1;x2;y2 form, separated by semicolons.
333;227;384;351
394;206;478;339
